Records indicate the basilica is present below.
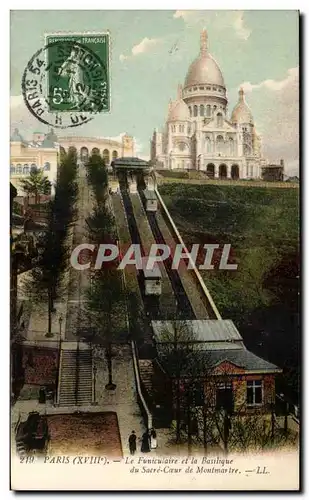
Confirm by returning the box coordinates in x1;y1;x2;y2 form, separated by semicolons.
151;30;266;179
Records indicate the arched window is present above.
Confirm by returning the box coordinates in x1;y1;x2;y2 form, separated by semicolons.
92;147;100;156
30;164;37;173
103;149;110;164
189;106;192;117
205;137;212;154
193;105;198;117
23;164;30;174
10;165;15;174
16;164;22;174
219;164;227;179
216;135;224;154
217;113;223;127
206;105;211;117
80;147;89;161
112;150;118;161
200;104;204;117
231;164;239;179
44;162;51;171
206;164;215;178
229;138;235;156
178;142;187;152
188;125;191;135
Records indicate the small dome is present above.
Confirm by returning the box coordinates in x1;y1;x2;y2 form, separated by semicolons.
168;99;190;122
231;88;254;125
184;30;225;88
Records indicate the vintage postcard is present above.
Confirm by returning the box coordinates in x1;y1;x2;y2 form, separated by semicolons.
10;10;300;491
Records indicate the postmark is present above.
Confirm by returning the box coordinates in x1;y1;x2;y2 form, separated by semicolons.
22;33;110;129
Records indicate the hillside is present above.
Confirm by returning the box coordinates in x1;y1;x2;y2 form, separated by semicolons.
159;183;300;401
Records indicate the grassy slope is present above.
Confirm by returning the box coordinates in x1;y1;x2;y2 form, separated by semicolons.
160;183;300;399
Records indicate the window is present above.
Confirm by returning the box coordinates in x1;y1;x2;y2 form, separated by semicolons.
205;136;211;153
247;380;262;405
23;164;30;174
193;105;198;117
216;135;224;154
229;137;234;155
103;149;110;164
16;164;22;174
188;125;191;135
217;113;223;127
206;104;211;117
43;162;50;171
193;87;198;91
200;104;204;117
206;87;211;90
189;106;192;117
112;150;118;161
10;165;15;174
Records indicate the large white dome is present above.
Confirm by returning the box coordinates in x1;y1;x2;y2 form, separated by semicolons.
184;30;225;88
185;53;225;88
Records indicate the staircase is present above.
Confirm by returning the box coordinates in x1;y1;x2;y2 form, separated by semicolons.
58;346;93;406
139;359;154;399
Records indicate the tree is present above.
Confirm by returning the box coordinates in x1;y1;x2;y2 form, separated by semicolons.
20;168;51;205
155;319;200;444
22;150;78;335
85;153;108;203
86;267;125;389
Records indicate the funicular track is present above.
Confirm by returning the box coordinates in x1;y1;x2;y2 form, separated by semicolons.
120;175;195;320
119;180;160;320
144;204;196;320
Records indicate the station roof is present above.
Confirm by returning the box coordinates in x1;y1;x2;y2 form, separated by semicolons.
157;347;281;377
152;319;243;345
111;157;150;169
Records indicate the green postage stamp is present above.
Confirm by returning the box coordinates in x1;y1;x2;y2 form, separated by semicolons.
22;32;110;128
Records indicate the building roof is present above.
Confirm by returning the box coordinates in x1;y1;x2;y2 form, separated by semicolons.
184;30;225;88
111;157;150;169
157;347;281;378
152;319;243;344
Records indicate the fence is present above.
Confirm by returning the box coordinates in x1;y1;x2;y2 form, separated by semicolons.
155;187;221;320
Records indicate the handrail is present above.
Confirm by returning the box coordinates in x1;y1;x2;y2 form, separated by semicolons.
155;187;221;320
56;342;63;406
131;340;152;430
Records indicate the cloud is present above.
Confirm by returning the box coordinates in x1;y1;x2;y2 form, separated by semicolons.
173;10;251;40
119;37;162;62
10;94;46;138
239;67;299;175
241;67;299;93
233;12;251;41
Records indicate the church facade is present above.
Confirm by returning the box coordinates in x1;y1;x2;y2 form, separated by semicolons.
150;30;266;180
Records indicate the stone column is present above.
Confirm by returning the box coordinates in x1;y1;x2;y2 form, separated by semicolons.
215;165;219;178
227;164;231;179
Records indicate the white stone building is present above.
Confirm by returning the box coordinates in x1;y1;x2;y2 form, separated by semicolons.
10;129;59;196
151;30;266;179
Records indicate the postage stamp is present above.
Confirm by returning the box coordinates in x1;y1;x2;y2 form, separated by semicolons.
22;32;110;129
10;9;300;493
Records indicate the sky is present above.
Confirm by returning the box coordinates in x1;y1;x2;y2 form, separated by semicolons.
10;10;299;174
